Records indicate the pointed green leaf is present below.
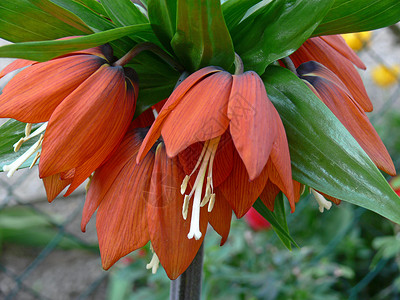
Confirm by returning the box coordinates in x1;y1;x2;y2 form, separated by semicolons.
0;24;152;61
230;0;333;74
101;0;148;27
0;120;43;171
171;0;235;72
253;197;298;250
313;0;400;36
222;0;260;31
0;0;88;42
74;0;109;17
49;0;116;32
262;66;400;224
29;0;93;34
148;0;177;52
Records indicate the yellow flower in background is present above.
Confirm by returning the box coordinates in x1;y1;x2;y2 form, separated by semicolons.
372;64;400;87
342;31;372;51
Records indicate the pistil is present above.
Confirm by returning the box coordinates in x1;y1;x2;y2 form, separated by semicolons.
182;137;220;240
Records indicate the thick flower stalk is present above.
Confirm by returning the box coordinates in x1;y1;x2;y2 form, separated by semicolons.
0;44;139;200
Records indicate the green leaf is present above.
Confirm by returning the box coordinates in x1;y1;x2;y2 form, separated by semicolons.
74;0;109;17
262;65;400;225
131;52;180;116
29;0;94;34
101;0;148;27
0;24;152;61
49;0;116;32
313;0;400;36
0;120;43;171
230;0;334;74
253;198;298;250
171;0;235;72
148;0;177;52
0;0;88;42
222;0;262;30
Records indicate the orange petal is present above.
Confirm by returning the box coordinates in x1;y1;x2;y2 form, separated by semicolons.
39;64;134;181
293;180;302;203
209;189;232;245
0;59;36;79
229;71;277;180
319;35;366;70
42;173;73;203
0;55;105;123
291;38;373;112
304;75;396;176
161;71;232;157
147;143;208;280
97;151;154;270
259;180;281;211
136;66;223;163
64;79;138;196
81;129;145;231
266;109;295;212
297;61;352;95
218;150;269;218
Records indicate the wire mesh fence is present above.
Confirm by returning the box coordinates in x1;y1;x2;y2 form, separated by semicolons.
0;24;399;299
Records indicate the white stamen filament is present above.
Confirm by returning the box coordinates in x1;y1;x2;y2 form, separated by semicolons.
146;252;160;274
311;189;332;213
14;122;47;152
187;147;211;240
152;108;159;119
4;134;44;177
184;137;221;240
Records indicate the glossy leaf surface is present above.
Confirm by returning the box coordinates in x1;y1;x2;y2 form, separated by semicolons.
313;0;400;36
148;0;177;52
0;24;152;61
253;197;297;250
230;0;333;74
0;0;87;42
263;66;400;224
101;0;148;27
171;0;234;72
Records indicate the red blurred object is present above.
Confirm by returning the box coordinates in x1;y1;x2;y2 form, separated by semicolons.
389;176;400;197
244;207;271;231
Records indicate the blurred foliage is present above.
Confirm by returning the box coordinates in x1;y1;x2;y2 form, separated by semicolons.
106;195;400;299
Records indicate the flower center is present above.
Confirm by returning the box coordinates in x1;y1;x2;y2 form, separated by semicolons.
181;136;221;240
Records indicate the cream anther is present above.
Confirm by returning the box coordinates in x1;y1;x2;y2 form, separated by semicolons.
311;189;332;213
4;134;44;177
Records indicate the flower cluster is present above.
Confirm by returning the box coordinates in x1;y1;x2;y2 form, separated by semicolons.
0;33;394;280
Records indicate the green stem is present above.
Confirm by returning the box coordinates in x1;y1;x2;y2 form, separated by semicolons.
114;42;184;72
281;57;298;76
234;53;244;75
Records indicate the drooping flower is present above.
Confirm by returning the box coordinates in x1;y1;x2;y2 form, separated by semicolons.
136;66;296;241
80;127;231;279
0;44;139;198
297;60;395;175
290;35;373;112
